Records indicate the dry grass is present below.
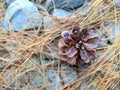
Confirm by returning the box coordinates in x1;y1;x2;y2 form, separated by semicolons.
0;0;120;90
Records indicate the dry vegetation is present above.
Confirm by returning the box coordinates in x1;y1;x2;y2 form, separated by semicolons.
0;0;120;90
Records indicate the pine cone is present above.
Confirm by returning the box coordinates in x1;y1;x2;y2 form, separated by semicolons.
58;26;99;66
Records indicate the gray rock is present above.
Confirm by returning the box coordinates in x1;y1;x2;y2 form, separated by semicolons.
76;2;91;15
93;22;120;48
2;69;17;86
46;0;86;10
103;22;120;45
43;16;56;31
10;71;43;88
46;64;78;90
5;0;15;6
30;0;46;4
110;23;120;37
0;61;8;69
113;85;120;90
5;0;45;6
60;64;78;84
29;71;43;87
80;84;96;90
0;19;7;33
2;69;43;88
46;70;62;90
0;20;3;28
113;0;120;3
5;41;16;51
4;0;43;31
49;50;58;57
21;85;34;90
52;9;73;18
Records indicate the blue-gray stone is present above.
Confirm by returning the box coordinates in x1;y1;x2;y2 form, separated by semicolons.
5;0;44;6
46;70;61;90
0;19;3;28
29;71;43;87
46;0;86;10
30;0;45;3
113;0;120;3
4;0;42;31
43;16;56;31
76;2;91;15
109;23;120;44
111;23;120;36
0;61;8;69
5;0;15;6
60;64;78;84
52;9;73;18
